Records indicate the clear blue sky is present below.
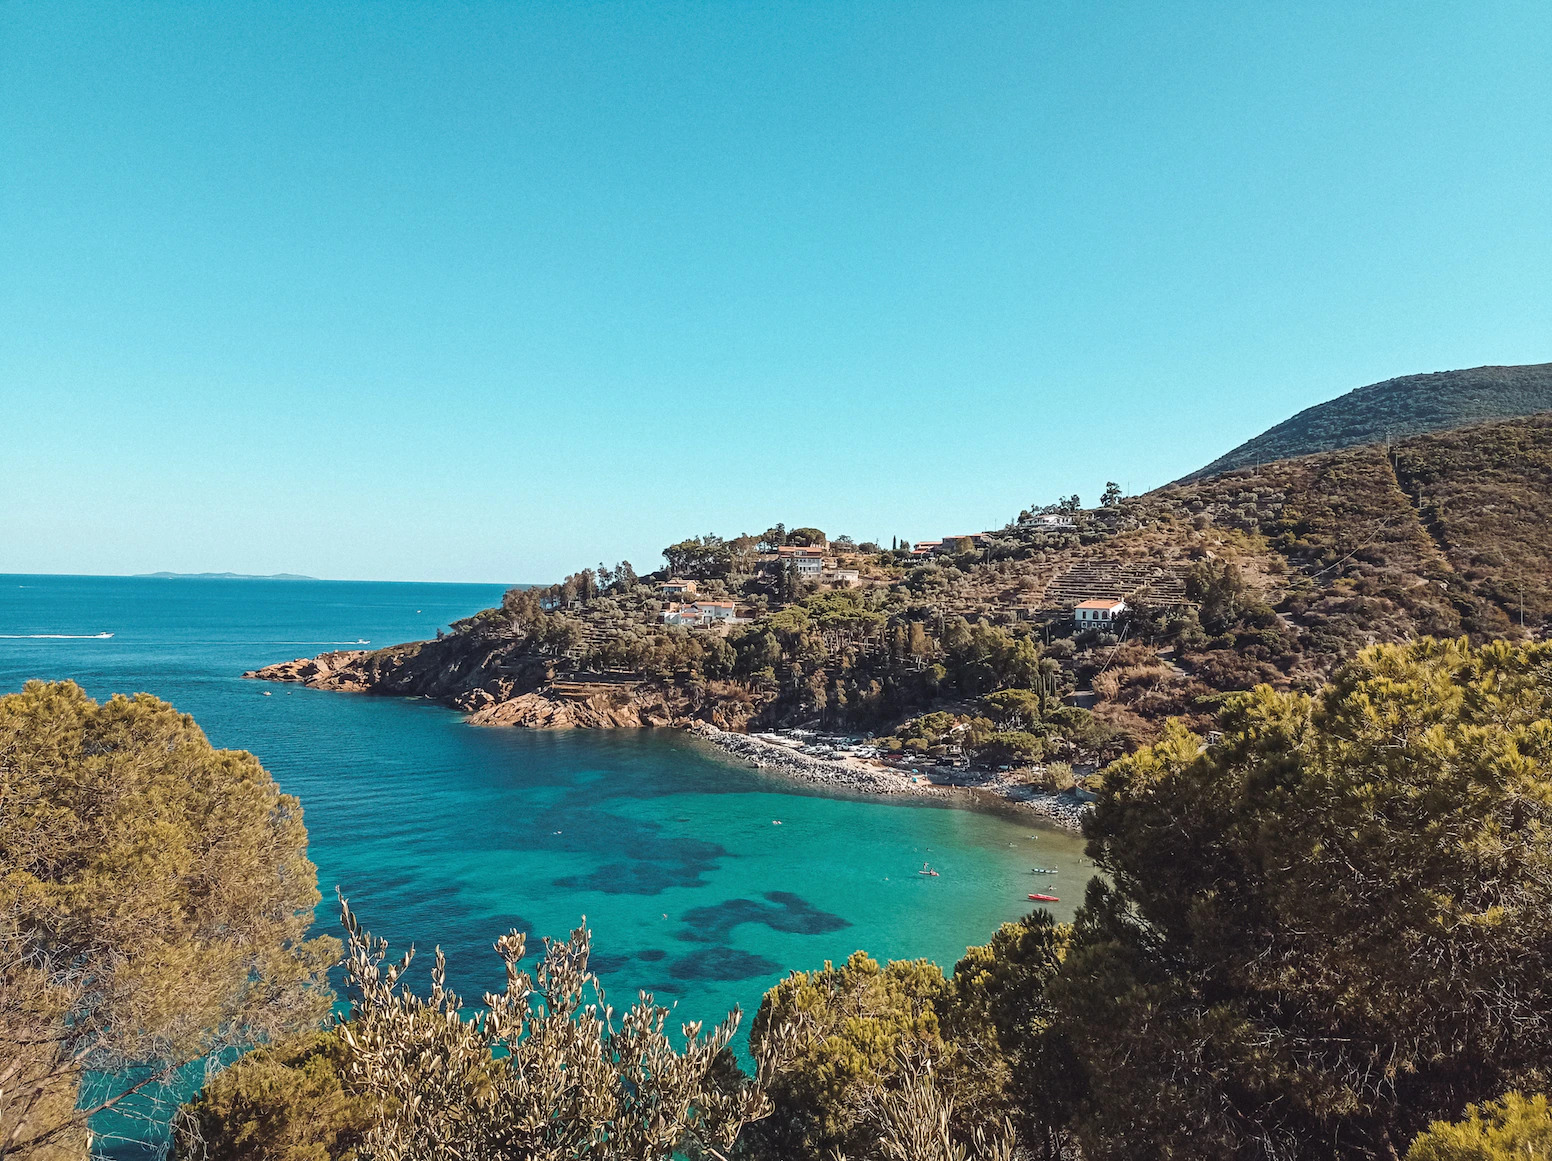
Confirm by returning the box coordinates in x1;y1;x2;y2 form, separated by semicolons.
4;3;1548;583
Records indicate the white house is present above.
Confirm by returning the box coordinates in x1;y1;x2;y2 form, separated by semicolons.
762;545;829;575
1073;598;1126;626
663;600;737;627
1035;513;1076;530
822;568;861;587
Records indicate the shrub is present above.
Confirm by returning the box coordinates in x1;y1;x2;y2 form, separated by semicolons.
1061;639;1552;1159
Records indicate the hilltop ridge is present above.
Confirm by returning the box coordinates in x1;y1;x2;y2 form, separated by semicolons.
1180;362;1552;482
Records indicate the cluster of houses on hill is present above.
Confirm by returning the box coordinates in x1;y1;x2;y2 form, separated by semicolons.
909;534;988;557
653;531;1129;635
654;541;867;631
909;514;1076;559
655;579;738;628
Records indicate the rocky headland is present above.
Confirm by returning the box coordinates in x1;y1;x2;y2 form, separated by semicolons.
245;649;1089;829
245;643;751;728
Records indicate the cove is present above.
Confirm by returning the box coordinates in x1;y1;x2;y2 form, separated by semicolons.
0;576;1091;1156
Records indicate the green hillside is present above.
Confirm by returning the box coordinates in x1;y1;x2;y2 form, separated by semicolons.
1180;362;1552;482
252;414;1552;775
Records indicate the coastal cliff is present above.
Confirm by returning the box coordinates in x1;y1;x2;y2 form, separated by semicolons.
245;637;767;731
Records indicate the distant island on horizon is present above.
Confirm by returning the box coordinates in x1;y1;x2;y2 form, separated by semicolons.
134;571;319;581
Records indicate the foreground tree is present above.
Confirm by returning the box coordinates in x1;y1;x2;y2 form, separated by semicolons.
946;912;1076;1159
742;951;1018;1161
333;899;790;1161
0;681;338;1160
1058;639;1552;1159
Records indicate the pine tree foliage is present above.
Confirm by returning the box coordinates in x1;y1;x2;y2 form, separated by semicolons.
173;1030;371;1161
1407;1092;1552;1161
1060;638;1552;1159
0;681;338;1161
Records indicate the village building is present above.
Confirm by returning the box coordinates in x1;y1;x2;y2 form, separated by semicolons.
932;534;988;555
1073;598;1127;626
822;567;861;587
662;600;738;628
763;545;829;575
659;578;697;595
910;534;990;557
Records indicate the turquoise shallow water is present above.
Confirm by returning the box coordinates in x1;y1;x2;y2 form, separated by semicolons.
0;575;1090;1156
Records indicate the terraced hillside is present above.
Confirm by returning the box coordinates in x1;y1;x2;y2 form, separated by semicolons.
1182;362;1552;482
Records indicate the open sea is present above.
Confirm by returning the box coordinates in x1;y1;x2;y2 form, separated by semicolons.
0;574;1090;1157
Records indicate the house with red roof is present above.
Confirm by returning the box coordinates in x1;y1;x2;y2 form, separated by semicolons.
1073;598;1127;626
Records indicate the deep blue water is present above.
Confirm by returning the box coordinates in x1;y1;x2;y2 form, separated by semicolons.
0;575;1089;1156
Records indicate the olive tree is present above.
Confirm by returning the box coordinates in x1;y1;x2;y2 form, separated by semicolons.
335;899;793;1161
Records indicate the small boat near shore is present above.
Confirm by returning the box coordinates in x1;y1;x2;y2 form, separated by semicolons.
1028;892;1060;903
1031;867;1058;874
919;863;940;877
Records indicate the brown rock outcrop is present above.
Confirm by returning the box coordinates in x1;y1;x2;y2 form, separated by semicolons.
246;633;771;732
243;650;374;691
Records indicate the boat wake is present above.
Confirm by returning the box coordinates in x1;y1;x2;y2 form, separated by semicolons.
0;632;115;639
263;640;372;646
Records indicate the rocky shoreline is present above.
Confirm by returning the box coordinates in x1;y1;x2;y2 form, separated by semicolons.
685;722;1090;832
685;722;931;796
247;651;1090;831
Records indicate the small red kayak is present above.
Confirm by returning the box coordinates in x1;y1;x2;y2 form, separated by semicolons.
1028;893;1060;903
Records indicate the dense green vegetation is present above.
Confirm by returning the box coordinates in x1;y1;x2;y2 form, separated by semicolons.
1183;362;1552;481
167;638;1552;1161
0;682;338;1161
304;415;1550;784
1058;637;1552;1157
174;1030;370;1161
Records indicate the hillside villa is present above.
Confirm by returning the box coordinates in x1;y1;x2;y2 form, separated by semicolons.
662;600;738;628
910;534;990;557
1073;598;1127;626
765;545;829;576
